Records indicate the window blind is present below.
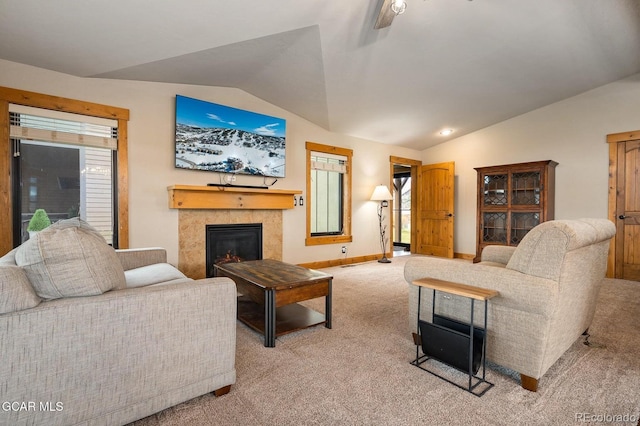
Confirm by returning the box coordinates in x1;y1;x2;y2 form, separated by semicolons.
9;104;118;150
311;151;347;173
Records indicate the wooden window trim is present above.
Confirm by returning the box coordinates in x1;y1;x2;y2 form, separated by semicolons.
0;86;130;254
305;141;353;246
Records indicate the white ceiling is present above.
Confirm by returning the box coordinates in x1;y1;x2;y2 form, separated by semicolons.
1;0;639;150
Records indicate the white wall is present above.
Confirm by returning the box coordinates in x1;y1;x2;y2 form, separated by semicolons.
422;72;640;256
0;59;422;265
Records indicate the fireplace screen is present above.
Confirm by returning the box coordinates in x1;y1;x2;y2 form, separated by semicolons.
206;223;263;277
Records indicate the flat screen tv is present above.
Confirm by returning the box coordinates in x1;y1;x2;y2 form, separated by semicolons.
175;95;286;178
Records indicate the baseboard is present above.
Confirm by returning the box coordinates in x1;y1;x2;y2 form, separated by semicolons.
454;253;475;261
298;252;474;269
298;253;388;269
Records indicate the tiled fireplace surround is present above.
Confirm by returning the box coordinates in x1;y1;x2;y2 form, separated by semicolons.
178;209;282;279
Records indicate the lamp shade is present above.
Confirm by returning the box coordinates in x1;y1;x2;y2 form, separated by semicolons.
370;185;393;201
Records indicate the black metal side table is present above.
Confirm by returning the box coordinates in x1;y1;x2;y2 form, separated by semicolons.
410;277;499;397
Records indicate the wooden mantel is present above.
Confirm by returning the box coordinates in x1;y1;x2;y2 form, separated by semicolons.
168;185;302;210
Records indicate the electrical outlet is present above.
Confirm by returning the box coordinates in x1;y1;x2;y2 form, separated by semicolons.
341;246;347;254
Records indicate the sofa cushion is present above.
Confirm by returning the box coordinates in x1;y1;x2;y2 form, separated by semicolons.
124;263;191;288
0;265;41;313
15;218;125;299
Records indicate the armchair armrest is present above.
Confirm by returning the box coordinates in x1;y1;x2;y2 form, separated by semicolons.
404;256;557;317
115;247;167;271
480;245;517;265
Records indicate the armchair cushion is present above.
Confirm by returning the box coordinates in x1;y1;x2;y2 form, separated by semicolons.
125;263;190;288
15;217;125;299
116;247;168;271
480;245;516;265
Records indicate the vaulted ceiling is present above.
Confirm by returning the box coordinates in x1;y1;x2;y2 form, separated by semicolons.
1;0;639;150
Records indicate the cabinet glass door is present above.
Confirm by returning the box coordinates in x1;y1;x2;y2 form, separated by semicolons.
482;212;507;244
511;172;541;205
483;174;507;205
511;212;540;244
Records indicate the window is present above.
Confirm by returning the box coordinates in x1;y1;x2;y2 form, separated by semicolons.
305;142;352;245
310;154;344;236
18;142;112;239
10;108;118;245
0;86;129;253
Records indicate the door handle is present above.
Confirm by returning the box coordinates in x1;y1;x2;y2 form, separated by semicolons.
447;213;453;217
619;215;627;220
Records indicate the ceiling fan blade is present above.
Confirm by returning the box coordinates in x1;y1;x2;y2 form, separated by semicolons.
374;0;396;29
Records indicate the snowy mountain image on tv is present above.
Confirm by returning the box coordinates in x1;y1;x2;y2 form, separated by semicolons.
175;95;286;178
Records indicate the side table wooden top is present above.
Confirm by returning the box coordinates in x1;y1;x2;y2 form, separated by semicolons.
412;277;499;301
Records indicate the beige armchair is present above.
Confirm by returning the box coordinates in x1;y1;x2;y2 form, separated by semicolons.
404;218;615;391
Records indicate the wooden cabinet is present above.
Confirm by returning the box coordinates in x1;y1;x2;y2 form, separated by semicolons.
474;160;557;262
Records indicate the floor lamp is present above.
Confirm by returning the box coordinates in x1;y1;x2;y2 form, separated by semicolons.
370;184;393;263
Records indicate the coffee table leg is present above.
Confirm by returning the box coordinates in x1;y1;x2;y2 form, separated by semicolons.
325;279;332;329
264;289;276;347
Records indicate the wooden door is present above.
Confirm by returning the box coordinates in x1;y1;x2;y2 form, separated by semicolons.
416;162;455;258
612;139;640;280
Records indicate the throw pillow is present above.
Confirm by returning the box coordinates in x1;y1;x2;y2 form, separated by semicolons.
0;248;18;266
0;265;41;314
15;217;126;299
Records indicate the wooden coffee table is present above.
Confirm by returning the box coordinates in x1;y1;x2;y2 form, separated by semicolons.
214;259;332;347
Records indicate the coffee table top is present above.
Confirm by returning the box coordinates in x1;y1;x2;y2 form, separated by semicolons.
215;259;332;290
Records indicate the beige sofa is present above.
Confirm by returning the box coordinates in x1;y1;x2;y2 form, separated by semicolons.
0;218;237;425
404;218;615;391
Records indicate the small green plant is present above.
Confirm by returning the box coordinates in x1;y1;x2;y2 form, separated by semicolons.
27;209;51;232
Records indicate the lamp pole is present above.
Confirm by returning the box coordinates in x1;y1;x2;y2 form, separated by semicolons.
370;184;393;264
377;200;391;263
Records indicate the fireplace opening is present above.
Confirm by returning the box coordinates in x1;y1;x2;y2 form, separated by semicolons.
206;223;263;277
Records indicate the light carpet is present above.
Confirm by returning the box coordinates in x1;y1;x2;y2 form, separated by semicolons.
131;255;640;425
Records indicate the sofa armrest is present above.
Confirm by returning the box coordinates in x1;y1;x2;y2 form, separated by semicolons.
116;247;167;271
0;277;237;425
480;245;517;265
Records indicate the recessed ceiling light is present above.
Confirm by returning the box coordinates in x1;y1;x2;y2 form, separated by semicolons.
439;129;454;136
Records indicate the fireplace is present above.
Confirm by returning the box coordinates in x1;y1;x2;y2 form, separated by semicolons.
206;223;263;277
177;209;282;279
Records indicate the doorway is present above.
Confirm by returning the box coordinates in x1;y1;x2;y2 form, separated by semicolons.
607;130;640;280
416;161;455;258
393;164;412;256
389;156;421;257
388;156;455;259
